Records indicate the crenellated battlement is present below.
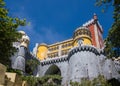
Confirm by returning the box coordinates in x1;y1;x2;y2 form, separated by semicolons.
41;56;68;66
68;45;100;58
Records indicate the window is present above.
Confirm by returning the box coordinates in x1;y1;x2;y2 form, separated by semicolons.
61;50;68;55
48;48;51;51
79;31;82;35
68;43;71;46
76;32;78;36
56;46;59;49
55;52;58;57
62;44;65;48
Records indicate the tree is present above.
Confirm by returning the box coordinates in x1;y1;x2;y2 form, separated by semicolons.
25;58;40;75
0;0;26;67
96;0;120;58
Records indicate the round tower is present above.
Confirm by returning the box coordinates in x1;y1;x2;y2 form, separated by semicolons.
73;27;92;47
68;27;101;83
68;46;101;83
36;43;48;60
13;31;30;72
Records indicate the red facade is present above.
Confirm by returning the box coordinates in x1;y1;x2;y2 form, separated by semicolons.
84;14;104;49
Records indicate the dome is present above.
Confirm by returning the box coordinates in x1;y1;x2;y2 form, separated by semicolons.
39;43;48;47
73;26;91;39
18;30;26;35
75;26;89;32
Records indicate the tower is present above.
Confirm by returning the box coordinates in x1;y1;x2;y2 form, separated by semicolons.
83;14;104;49
73;27;92;47
12;31;30;72
68;27;101;82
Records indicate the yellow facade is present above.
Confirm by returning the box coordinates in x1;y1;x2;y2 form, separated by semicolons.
37;44;48;60
36;27;92;60
83;38;92;45
47;39;73;58
73;35;92;47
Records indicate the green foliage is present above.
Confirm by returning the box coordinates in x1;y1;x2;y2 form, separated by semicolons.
95;0;112;6
22;76;38;86
22;75;62;86
95;0;112;12
70;75;111;86
6;68;23;75
105;0;120;58
0;0;26;67
96;0;120;58
25;58;40;75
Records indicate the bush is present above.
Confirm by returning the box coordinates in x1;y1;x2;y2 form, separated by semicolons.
22;75;62;86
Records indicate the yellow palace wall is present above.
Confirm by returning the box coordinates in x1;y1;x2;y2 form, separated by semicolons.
36;37;92;60
36;27;92;60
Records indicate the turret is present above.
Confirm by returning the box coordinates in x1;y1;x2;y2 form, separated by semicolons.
13;31;30;72
83;14;104;49
68;46;101;83
73;27;92;47
36;43;48;60
20;34;30;48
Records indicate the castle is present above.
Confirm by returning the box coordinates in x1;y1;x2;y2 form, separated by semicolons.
11;14;120;85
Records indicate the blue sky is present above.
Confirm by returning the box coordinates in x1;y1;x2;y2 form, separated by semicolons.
5;0;114;51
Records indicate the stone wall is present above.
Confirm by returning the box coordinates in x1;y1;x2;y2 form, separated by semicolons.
0;63;6;85
0;63;27;86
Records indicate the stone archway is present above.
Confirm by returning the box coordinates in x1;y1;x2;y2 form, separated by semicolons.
45;64;61;75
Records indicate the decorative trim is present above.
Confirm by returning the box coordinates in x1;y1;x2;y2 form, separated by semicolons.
68;45;100;60
41;56;68;66
99;49;105;55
